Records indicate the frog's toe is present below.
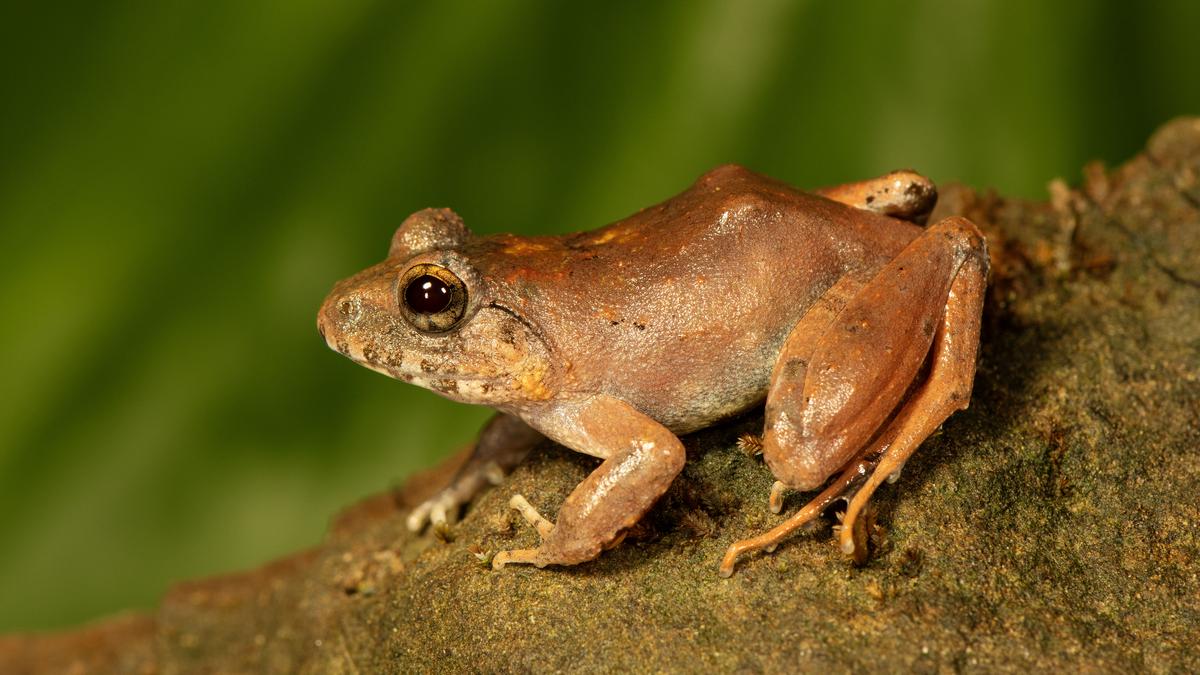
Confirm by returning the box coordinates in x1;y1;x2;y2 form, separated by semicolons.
406;490;462;533
491;548;544;570
405;501;433;532
835;502;878;565
491;496;565;570
430;499;458;529
508;494;555;540
768;480;788;514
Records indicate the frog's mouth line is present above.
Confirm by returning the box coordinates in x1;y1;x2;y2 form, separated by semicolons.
377;363;501;384
340;345;502;386
320;319;506;386
345;351;495;383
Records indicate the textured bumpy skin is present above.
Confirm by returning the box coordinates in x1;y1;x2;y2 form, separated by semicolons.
317;165;987;574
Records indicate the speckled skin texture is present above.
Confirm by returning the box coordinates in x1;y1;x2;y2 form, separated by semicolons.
317;164;987;572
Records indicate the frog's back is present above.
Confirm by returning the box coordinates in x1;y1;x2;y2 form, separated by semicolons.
472;165;924;431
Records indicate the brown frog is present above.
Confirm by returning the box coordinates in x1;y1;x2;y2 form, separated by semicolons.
317;165;988;576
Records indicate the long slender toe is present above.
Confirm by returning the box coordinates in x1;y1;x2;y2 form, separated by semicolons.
492;548;542;570
508;494;555;539
769;481;787;514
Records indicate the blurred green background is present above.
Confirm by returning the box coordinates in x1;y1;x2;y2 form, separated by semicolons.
1;0;1197;632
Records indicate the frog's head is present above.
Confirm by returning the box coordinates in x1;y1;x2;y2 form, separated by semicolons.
318;208;554;405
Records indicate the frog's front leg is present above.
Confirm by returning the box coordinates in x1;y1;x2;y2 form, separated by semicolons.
721;216;988;576
407;413;542;535
815;170;937;224
492;396;685;569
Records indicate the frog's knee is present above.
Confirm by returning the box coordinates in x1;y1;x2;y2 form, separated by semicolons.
761;430;836;492
928;216;987;254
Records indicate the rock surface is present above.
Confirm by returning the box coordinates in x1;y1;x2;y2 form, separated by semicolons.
2;119;1198;674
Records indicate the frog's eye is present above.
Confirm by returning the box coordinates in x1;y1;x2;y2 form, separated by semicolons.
398;263;468;332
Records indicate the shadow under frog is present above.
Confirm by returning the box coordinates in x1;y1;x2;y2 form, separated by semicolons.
317;165;988;577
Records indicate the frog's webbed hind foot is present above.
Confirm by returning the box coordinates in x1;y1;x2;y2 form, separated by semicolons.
720;453;878;577
815;170;937;224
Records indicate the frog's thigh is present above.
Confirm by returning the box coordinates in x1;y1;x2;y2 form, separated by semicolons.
814;170;937;223
762;217;981;490
758;276;861;488
497;396;685;568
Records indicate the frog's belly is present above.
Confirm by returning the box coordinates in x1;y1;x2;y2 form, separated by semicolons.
599;323;787;434
644;372;770;435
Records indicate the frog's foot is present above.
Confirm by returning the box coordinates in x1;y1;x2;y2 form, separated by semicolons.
830;504;875;566
492;494;555;569
407;460;506;535
720;453;876;577
496;397;686;571
491;494;636;569
815;170;937;224
729;217;987;576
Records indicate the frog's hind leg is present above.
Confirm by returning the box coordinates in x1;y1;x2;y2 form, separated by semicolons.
720;216;987;576
719;449;879;577
815;170;937;224
834;223;987;557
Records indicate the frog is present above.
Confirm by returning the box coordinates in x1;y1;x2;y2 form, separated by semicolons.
316;165;988;576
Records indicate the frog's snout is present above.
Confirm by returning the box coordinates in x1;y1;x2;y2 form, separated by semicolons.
317;290;366;352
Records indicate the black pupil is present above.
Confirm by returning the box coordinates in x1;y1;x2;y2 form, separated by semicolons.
405;275;452;314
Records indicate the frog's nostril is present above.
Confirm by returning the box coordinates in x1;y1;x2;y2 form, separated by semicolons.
336;296;365;323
